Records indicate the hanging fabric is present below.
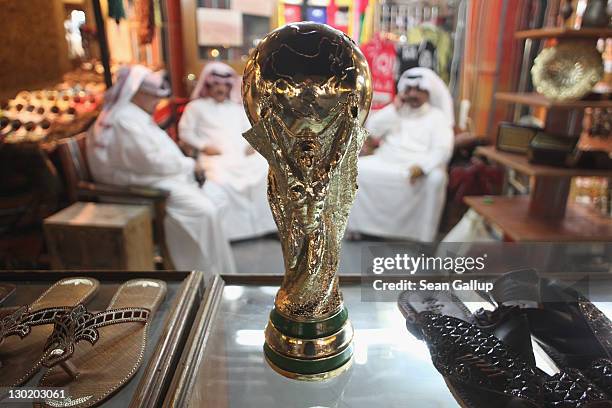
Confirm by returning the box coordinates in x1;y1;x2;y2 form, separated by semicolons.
361;35;398;110
108;0;127;24
136;0;155;45
359;0;375;44
396;25;452;84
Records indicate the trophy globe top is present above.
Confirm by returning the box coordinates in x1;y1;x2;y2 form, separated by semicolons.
242;22;372;134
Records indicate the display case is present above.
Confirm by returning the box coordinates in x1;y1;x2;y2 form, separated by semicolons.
164;273;612;408
0;270;206;408
5;271;611;407
165;274;461;407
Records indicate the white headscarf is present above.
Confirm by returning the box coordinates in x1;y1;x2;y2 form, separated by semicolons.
397;67;455;126
191;62;241;103
92;65;168;146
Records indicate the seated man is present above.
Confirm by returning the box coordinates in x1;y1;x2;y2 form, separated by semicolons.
348;67;454;242
178;62;276;241
87;65;235;274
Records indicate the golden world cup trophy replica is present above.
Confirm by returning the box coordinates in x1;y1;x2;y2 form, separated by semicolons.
242;22;372;380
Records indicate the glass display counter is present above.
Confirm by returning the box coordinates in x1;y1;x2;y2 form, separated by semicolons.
165;275;460;408
3;272;611;407
165;274;612;408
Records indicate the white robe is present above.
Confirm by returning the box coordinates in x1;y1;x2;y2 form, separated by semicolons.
348;103;454;242
179;98;276;241
87;102;236;275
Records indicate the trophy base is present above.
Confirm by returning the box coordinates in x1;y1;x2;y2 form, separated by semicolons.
264;345;353;381
263;306;354;381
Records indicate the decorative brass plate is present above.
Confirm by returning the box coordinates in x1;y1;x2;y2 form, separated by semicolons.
531;40;603;101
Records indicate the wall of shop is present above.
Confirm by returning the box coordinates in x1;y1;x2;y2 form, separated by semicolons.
179;0;278;92
0;0;71;98
179;0;253;82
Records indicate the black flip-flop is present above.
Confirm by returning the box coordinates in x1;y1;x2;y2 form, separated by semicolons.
419;312;611;408
491;269;612;396
398;287;612;407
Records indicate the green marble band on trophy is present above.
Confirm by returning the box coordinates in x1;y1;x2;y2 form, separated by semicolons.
241;22;372;381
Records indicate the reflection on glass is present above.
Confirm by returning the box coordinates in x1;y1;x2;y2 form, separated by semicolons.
223;286;245;301
188;285;459;407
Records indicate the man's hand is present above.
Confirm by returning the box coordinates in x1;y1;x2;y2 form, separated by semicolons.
194;162;206;186
408;165;424;184
202;146;222;156
245;145;256;156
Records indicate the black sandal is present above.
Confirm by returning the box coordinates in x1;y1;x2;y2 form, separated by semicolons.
491;269;612;397
419;312;611;408
398;290;536;364
398;287;612;407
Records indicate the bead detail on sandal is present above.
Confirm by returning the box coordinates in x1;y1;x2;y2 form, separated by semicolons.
0;306;70;347
42;304;150;368
45;395;93;407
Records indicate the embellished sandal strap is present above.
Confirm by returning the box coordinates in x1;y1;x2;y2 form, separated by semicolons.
419;313;542;404
42;304;150;375
579;300;612;358
88;308;150;330
420;313;612;407
0;306;70;346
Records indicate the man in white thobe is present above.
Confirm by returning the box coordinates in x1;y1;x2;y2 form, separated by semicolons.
348;67;454;242
87;65;236;274
179;62;276;241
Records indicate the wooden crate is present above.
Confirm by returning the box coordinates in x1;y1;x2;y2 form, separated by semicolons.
44;202;154;270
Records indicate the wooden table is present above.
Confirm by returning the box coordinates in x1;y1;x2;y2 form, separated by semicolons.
514;27;612;40
465;195;612;241
495;92;611;109
466;146;612;241
476;146;610;218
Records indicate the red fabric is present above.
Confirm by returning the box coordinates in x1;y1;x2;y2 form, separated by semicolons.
448;158;504;204
153;98;189;141
361;35;397;110
327;0;338;26
327;1;349;33
357;0;369;14
284;4;302;24
462;0;525;137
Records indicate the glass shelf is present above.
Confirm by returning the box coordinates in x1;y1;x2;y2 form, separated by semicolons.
166;274;612;408
170;278;459;407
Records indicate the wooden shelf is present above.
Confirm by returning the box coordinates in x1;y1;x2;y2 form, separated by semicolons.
464;195;612;242
476;146;612;178
515;27;612;40
495;92;611;109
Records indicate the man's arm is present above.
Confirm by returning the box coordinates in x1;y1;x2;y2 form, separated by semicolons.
364;103;398;140
418;115;455;174
113;117;195;177
178;102;207;150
